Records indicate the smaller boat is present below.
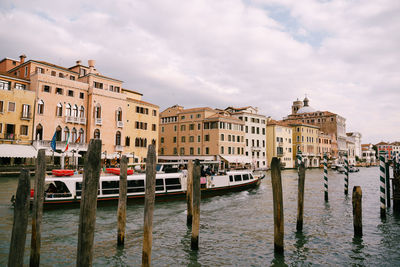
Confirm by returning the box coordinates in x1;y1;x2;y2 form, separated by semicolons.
348;166;360;172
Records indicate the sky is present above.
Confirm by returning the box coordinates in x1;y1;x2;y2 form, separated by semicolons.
0;0;399;144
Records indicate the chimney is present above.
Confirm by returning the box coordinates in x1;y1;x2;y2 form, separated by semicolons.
88;60;95;73
19;54;26;63
76;60;82;65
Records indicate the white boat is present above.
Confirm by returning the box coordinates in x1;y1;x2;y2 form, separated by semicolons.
31;164;263;208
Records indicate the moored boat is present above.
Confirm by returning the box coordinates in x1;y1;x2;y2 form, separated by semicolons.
27;165;263;208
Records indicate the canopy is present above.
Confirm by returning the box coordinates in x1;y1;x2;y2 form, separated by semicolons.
220;155;252;164
158;155;216;161
0;144;37;158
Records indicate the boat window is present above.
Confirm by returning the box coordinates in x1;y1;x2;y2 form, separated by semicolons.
102;181;119;195
229;175;233;182
156;179;164;191
249;174;254;179
165;178;181;190
76;182;100;196
234;175;242;182
45;181;72;198
243;174;249;181
127;180;144;193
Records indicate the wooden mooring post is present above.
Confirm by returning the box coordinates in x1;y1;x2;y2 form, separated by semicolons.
296;161;305;232
186;160;194;227
142;145;156;267
117;155;128;246
30;149;46;267
8;169;31;267
271;157;284;254
191;159;201;250
352;186;362;237
76;139;102;267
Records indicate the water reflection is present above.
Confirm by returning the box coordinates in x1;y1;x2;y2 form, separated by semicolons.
271;251;287;267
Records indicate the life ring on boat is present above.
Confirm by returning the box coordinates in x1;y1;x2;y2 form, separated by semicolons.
106;168;133;175
30;189;34;198
52;169;74;176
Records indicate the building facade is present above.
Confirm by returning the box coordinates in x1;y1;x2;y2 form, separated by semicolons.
284;97;347;158
361;144;376;164
266;119;294;168
346;132;362;161
158;105;249;167
225;106;267;170
317;132;333;159
291;122;320;167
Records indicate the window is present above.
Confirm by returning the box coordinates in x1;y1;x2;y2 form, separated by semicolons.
22;104;30;118
0;101;3;113
15;83;26;90
173;136;177;143
8;102;15;112
221;146;224;154
0;80;10;90
51;71;56;76
36;67;44;73
65;103;71;116
189;124;194;130
37;100;44;114
152;110;157;116
79;106;85;118
180;147;185;155
43;85;51;93
73;105;78;117
197;147;201;154
24;66;28;77
181;136;186;143
94;82;103;89
79;92;84;99
197;114;201;118
115;131;121;145
205;147;209;155
56;88;63;95
221;134;224;141
116;108;122;121
197;135;201;142
152;124;156;131
95;105;101;118
197;123;201;130
161;137;164;143
190;147;194;155
20;125;28;135
94;129;100;139
59;73;64;78
181;125;186;131
189;136;194;142
181;115;185;120
205;134;210;141
173;147;177;155
70;76;75;81
68;90;74;97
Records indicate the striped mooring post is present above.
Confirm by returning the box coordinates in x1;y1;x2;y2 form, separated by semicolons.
344;153;349;195
379;152;386;219
323;153;328;202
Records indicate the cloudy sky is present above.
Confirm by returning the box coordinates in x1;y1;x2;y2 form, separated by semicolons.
1;0;399;143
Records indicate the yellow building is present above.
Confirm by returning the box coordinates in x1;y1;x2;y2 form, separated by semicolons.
0;72;33;145
291;122;320;167
266;119;294;168
123;89;159;164
159;105;248;167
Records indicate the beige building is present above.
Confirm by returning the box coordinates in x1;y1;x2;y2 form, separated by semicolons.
123;89;159;163
0;54;159;166
317;132;333;159
291;122;320;167
0;71;33;145
159;105;248;167
266;119;294;168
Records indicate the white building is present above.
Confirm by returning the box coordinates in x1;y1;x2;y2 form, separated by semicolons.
361;144;376;164
225;106;267;170
346;132;362;160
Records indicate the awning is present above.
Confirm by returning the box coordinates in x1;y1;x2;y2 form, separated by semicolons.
220;155;252;164
0;144;37;158
158;155;216;161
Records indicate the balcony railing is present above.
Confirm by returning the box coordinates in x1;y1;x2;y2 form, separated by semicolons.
79;117;86;125
117;121;124;128
251;146;261;151
4;133;15;140
65;116;75;123
95;118;102;125
115;145;123;152
277;151;284;157
21;112;32;120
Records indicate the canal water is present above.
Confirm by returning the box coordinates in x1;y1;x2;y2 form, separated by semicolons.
1;167;400;266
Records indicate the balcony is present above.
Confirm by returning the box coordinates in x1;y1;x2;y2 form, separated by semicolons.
65;116;75;123
79;117;86;125
251;146;261;151
117;121;124;128
20;112;32;120
278;142;283;147
3;133;15;140
95;118;102;125
277;151;284;157
32;140;88;151
115;145;124;152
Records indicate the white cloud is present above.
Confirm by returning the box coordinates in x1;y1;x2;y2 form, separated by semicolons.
0;0;399;143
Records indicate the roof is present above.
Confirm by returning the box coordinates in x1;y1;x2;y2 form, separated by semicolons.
0;71;30;82
296;106;316;114
179;107;215;114
376;142;388;146
205;113;243;123
122;88;143;96
267;119;291;127
220;155;252;164
0;144;37;158
126;97;159;108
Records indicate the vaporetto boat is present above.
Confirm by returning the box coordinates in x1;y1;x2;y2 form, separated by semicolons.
33;165;263;207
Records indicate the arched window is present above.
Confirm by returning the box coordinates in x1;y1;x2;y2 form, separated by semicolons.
125;136;130;147
37;100;44;115
35;124;43;140
65;103;71;116
79;106;85;118
94;129;100;139
73;105;78;117
95;104;101;118
71;128;77;142
56;103;63;117
63;126;70;141
56;126;62;141
152;139;156;145
116;107;122;122
115;131;121;145
79;128;84;143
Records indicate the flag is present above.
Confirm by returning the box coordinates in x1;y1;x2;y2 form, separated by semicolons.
64;132;70;152
50;131;57;151
75;133;81;144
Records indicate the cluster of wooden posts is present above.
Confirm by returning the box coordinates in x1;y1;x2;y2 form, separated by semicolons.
270;152;363;255
8;139;202;266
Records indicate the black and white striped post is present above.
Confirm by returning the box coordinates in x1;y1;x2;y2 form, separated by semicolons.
344;152;349;195
379;152;386;219
323;153;328;202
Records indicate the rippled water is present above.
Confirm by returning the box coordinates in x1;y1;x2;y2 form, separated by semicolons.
1;167;400;266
